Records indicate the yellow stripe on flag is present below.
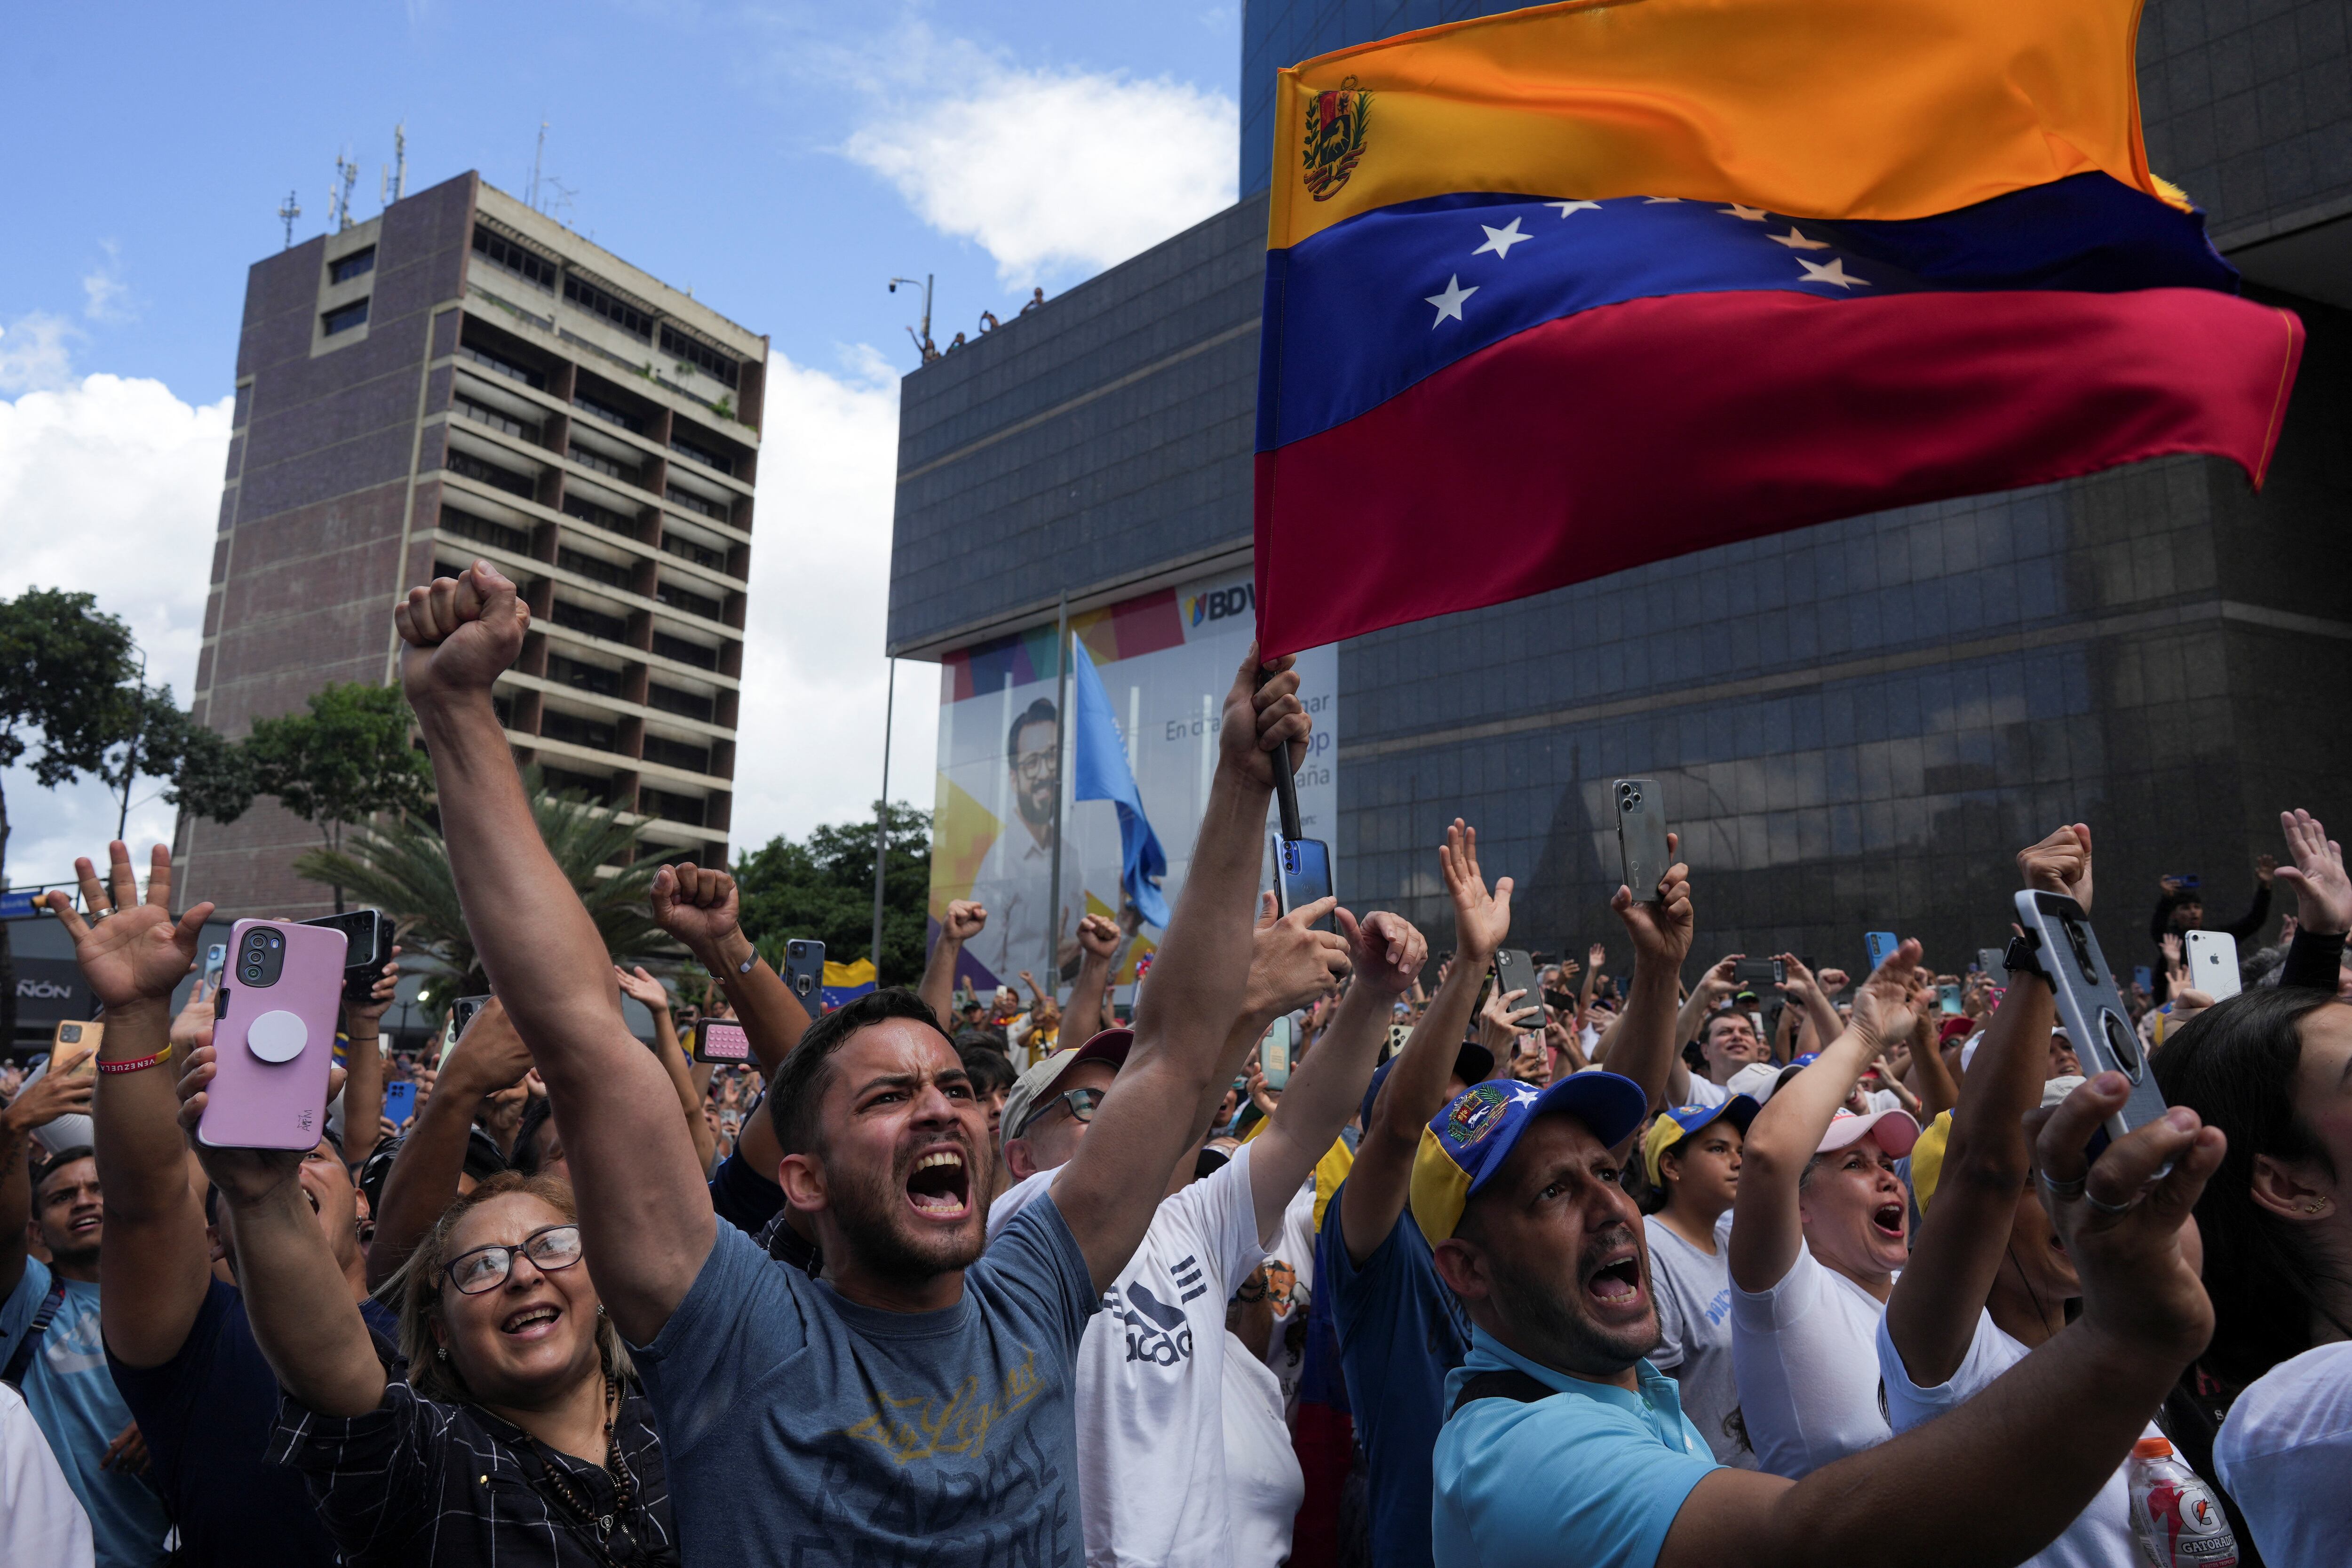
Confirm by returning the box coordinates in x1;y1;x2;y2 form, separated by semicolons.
823;958;877;988
1271;0;2163;250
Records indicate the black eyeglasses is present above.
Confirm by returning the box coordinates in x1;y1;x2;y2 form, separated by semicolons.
441;1224;584;1295
1016;1085;1105;1138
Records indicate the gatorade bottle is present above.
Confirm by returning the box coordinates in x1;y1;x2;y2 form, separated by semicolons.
2127;1436;2240;1567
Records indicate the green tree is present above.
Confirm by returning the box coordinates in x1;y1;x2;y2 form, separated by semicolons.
291;767;676;1030
246;682;434;911
0;590;249;1045
731;801;932;985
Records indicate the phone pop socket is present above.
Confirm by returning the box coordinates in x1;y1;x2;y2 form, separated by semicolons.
248;1010;310;1064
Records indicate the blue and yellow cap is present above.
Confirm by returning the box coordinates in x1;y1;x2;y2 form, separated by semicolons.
1408;1072;1649;1244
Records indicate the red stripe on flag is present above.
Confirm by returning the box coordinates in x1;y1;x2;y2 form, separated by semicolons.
1253;287;2302;657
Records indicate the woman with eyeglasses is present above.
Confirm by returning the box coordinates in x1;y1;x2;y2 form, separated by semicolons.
175;1041;676;1566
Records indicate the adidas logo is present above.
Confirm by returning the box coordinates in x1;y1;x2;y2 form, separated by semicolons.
1174;1255;1207;1305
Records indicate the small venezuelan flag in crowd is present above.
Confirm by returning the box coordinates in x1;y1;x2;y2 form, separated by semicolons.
1250;0;2306;658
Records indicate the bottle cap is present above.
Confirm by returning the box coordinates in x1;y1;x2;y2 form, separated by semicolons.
2133;1437;2174;1459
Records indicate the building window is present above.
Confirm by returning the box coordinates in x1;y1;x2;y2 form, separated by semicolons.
572;392;644;434
651;631;718;670
647;683;714;722
444;448;537;500
547;654;621;698
656;581;723;622
550;598;629;644
643;734;712;775
564;275;653;341
664;485;729;522
437;505;531;555
322;300;370;336
473;227;557;290
540;708;619;753
640;788;707;827
454;397;540;441
562;494;638;537
558;546;633;591
540;766;615;805
460;342;546;389
329;248;376;285
660;532;727;573
667;432;734;475
659;326;740;388
569;443;641;486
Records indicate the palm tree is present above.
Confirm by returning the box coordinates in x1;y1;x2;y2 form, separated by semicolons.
294;767;677;1027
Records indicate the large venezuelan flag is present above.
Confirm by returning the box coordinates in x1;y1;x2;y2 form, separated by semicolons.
1252;0;2305;658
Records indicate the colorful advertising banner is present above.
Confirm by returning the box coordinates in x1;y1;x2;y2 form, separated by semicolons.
928;566;1337;999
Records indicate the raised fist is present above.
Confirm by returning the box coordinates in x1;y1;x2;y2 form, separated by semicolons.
394;562;530;707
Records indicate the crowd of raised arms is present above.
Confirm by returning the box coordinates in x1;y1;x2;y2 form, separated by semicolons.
2;560;2345;1568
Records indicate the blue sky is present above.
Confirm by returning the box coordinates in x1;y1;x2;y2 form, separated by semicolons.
0;0;1244;892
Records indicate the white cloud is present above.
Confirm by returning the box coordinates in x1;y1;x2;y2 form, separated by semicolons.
843;53;1237;286
82;240;133;323
0;315;81;396
728;346;939;851
0;369;232;889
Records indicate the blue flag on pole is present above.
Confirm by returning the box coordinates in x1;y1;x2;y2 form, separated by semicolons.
1070;638;1170;929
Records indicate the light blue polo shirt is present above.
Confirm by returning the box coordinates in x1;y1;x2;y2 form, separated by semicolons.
1433;1326;1721;1568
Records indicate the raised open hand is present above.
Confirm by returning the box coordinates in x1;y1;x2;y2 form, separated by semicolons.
1224;645;1311;789
1438;819;1512;965
2027;1075;2223;1365
46;842;212;1013
1611;835;1692;967
1348;910;1427;997
393;561;529;706
649;862;744;958
1847;937;1924;1047
2276;809;2352;936
613;964;671;1009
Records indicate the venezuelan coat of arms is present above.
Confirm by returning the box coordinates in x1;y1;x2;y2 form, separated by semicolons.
1302;75;1371;202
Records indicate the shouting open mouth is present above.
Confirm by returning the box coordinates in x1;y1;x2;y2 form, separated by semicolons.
906;1148;972;1221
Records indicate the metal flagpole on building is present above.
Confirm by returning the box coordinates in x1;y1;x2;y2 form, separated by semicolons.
869;659;895;983
1046;592;1070;992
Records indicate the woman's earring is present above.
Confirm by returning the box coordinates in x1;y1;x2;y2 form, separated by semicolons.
437;1346;448;1361
596;1304;607;1317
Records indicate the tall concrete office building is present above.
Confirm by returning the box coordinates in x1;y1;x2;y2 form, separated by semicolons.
181;172;767;919
892;0;2352;973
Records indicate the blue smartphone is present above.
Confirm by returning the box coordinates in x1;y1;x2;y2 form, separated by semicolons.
1863;931;1899;973
381;1080;417;1126
1272;834;1337;933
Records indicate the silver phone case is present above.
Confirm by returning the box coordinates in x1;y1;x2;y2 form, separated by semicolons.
2011;891;2169;1145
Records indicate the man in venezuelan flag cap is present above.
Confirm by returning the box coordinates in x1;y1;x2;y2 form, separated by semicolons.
1412;1055;2226;1565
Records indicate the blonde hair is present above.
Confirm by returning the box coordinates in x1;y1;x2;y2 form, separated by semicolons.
390;1171;633;1402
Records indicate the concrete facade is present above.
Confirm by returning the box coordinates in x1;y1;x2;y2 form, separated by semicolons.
892;0;2352;973
182;172;768;920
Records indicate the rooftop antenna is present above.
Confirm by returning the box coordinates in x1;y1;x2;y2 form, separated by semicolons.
277;189;302;249
380;121;408;207
331;152;358;231
528;119;548;212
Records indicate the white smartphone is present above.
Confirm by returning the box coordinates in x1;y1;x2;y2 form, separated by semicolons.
2183;930;2241;1001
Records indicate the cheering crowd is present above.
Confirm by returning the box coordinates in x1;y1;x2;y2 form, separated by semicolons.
0;559;2344;1568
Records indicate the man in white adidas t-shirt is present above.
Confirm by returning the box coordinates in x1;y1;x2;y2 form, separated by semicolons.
990;899;1424;1568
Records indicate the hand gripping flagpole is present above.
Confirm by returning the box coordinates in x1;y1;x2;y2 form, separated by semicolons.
1260;662;1304;842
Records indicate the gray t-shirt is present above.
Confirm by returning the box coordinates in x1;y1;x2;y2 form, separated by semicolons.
1642;1214;1756;1469
635;1192;1097;1566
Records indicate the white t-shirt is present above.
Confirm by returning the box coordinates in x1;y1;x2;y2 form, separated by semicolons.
1729;1239;1891;1477
1643;1215;1756;1469
0;1383;92;1568
1222;1331;1305;1568
1878;1310;2150;1568
2214;1340;2352;1566
992;1145;1273;1568
1681;1075;1732;1111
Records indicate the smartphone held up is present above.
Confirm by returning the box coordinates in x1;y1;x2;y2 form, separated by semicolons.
199;919;347;1151
1612;780;1669;901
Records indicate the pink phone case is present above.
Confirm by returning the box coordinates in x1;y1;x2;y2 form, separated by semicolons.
199;919;348;1151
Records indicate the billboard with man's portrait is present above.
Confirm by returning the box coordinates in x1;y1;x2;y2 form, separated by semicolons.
928;568;1338;998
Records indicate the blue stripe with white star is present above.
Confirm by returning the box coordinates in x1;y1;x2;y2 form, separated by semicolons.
1256;172;2238;452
